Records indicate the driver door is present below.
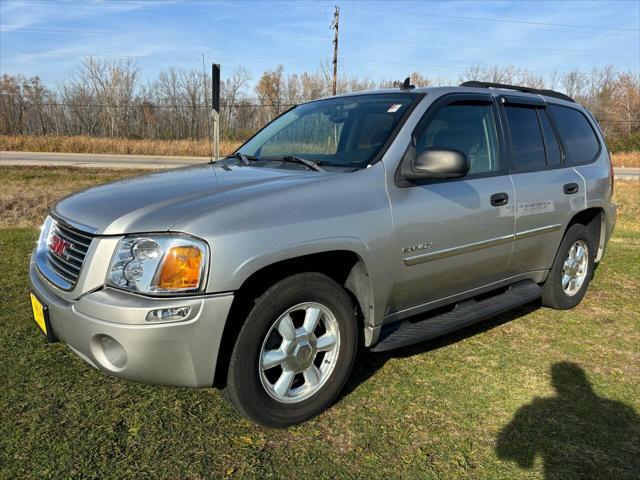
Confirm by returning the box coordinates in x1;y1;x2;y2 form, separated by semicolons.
387;94;515;317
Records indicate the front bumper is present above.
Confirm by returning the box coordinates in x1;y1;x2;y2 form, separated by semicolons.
30;256;234;387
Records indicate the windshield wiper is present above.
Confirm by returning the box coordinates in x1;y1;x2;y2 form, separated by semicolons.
280;155;326;172
225;152;258;166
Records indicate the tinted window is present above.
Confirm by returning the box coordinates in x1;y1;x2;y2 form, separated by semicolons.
539;110;562;166
550;105;600;163
505;105;546;171
416;102;500;175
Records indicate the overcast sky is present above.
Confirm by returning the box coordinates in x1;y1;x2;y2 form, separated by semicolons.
1;0;639;89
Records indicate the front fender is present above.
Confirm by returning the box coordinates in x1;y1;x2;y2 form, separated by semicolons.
214;235;392;333
231;236;371;286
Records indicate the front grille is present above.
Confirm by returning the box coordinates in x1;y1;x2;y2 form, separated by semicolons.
45;219;95;288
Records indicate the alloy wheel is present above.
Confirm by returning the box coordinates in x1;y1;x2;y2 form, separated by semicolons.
259;302;341;403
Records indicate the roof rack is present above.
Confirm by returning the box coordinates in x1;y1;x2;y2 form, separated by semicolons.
459;81;575;103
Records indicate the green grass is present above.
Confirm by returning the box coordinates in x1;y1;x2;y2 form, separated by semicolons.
0;178;639;479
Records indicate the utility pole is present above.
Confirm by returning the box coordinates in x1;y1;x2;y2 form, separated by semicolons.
331;5;339;96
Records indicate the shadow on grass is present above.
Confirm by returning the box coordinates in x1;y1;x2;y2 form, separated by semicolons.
496;362;640;479
341;301;541;399
339;301;640;479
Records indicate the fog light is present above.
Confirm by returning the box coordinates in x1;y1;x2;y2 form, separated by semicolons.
90;334;127;371
146;306;191;323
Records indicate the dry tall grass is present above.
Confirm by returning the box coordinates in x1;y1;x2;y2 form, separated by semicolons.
1;135;639;167
0;167;141;228
0;135;240;158
612;151;640;168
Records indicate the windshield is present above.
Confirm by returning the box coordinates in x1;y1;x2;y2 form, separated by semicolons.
238;93;419;168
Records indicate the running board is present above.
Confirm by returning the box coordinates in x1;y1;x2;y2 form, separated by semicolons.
371;280;542;353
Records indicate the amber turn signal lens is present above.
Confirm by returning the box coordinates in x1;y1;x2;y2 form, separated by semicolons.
155;246;203;290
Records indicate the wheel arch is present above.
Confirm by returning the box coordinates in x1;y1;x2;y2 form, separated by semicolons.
565;207;606;262
213;249;373;388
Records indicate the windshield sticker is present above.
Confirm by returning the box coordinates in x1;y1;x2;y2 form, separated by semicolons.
387;104;402;113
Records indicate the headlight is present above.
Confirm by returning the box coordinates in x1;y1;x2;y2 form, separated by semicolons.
107;234;209;295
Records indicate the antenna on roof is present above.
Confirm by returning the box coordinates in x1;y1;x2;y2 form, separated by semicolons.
394;76;415;90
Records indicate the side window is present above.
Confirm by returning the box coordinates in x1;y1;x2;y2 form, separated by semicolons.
415;102;500;175
539;109;562;166
549;105;600;163
505;105;546;171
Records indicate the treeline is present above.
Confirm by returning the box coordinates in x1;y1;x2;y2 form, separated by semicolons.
1;58;638;150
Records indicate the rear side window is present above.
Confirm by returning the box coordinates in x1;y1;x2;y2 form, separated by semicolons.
416;102;500;175
549;105;600;163
539;110;562;166
505;105;546;171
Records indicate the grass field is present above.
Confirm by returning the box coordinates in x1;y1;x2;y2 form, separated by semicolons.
1;134;639;168
0;168;638;479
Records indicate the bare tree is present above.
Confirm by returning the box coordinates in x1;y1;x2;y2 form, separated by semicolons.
1;62;637;150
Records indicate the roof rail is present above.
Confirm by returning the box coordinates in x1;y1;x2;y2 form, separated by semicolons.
459;81;575;103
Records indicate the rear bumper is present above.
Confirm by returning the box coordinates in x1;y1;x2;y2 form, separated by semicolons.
30;256;234;387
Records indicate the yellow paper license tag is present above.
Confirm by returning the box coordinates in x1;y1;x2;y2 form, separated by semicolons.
30;293;47;335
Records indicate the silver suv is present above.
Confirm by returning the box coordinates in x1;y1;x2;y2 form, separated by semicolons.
30;82;616;427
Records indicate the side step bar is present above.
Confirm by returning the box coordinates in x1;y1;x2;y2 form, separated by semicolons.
371;280;542;353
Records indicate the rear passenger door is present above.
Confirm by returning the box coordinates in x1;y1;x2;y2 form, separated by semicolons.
502;96;585;276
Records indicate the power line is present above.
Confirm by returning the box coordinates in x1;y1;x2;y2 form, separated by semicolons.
0;51;324;65
412;12;639;32
1;25;118;33
354;6;640;37
0;28;117;36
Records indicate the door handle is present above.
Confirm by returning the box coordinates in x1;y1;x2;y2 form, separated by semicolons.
490;192;509;206
564;183;579;194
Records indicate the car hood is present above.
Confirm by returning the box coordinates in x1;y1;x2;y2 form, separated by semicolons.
53;163;329;235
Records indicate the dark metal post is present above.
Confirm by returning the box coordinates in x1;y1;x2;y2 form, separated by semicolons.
211;64;221;160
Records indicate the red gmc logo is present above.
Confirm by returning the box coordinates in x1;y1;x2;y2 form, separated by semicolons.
50;234;71;259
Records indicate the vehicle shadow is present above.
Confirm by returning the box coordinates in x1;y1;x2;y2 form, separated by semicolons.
341;301;540;399
495;362;640;479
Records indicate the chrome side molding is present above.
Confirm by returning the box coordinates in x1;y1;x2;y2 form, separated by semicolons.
403;224;562;266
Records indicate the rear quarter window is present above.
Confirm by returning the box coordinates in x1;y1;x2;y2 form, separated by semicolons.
549;105;600;164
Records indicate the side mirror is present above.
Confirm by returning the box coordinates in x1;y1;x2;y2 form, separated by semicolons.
402;147;470;181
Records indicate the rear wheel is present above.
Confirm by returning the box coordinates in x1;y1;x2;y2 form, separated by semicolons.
223;272;358;427
542;224;595;310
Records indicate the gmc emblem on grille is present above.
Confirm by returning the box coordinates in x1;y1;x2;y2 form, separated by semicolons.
50;234;71;259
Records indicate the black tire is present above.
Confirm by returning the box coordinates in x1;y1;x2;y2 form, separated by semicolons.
223;272;358;428
542;223;595;310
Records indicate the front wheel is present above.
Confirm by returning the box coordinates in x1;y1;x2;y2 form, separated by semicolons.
542;223;595;310
223;273;358;427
